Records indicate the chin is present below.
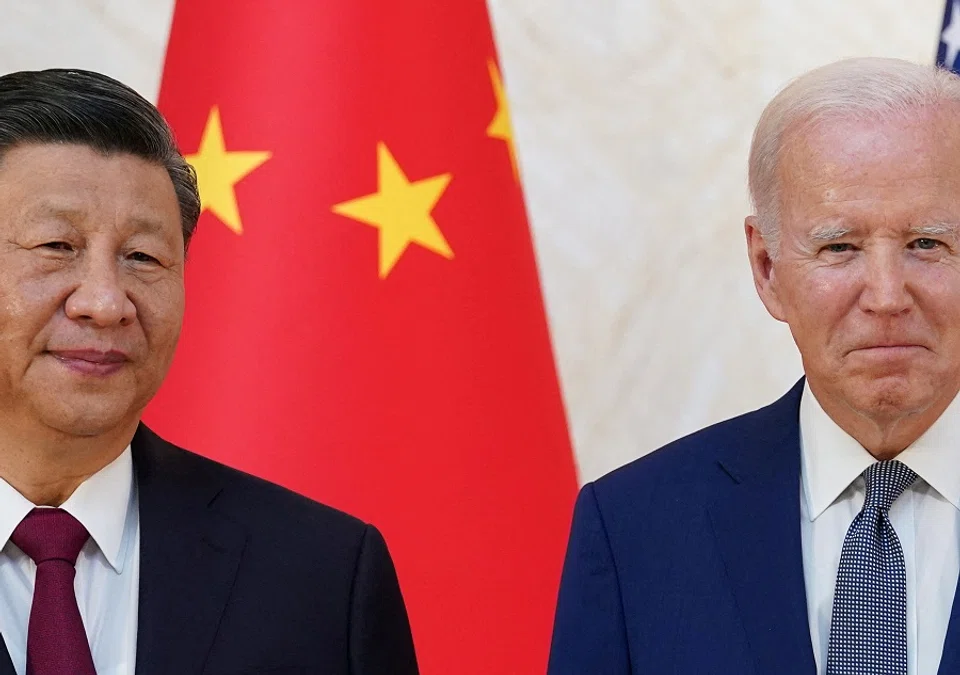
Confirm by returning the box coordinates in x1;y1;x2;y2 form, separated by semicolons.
845;373;934;419
35;397;140;438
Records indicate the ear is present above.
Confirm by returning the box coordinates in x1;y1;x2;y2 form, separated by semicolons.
745;215;787;322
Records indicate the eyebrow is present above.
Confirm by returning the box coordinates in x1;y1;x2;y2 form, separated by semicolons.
33;204;171;236
807;222;960;242
31;203;84;222
808;224;852;242
128;216;170;236
908;223;960;238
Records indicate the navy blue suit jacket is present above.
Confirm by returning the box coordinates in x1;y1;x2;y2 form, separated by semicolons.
0;424;419;675
548;380;960;674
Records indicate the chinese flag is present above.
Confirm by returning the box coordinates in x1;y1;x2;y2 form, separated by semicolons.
145;0;578;672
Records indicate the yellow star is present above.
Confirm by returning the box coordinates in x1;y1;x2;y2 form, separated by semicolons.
332;143;453;279
186;106;271;235
486;59;519;181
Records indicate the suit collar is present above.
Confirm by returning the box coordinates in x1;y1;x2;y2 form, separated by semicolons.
132;424;247;675
713;380;805;485
0;636;13;675
938;594;960;674
711;380;960;675
708;379;817;675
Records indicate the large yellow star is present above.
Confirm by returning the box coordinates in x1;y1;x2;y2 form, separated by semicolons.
332;143;453;279
186;106;271;235
486;59;519;181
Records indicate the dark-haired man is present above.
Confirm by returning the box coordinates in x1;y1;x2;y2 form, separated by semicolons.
0;69;418;675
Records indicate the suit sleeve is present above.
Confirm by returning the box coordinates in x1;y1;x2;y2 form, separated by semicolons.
347;524;419;675
548;482;631;675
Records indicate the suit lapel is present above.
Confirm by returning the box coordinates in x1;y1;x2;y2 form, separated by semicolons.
937;577;960;673
0;635;14;675
132;425;247;675
707;380;817;675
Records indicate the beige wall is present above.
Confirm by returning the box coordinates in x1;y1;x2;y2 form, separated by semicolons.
0;0;947;482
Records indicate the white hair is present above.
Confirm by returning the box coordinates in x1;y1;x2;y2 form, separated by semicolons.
748;57;960;258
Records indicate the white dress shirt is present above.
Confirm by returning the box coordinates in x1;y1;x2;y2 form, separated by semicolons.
0;447;139;675
800;383;960;675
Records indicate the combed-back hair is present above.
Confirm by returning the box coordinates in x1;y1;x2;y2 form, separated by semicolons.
748;57;960;258
0;68;200;247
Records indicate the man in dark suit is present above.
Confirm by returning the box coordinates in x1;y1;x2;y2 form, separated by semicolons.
550;57;960;674
0;68;418;674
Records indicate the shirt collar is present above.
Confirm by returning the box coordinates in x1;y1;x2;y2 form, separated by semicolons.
898;392;960;511
800;382;960;520
0;478;37;561
800;382;875;521
0;446;134;572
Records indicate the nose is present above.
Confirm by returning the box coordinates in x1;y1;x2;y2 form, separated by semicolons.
64;251;137;327
858;247;912;316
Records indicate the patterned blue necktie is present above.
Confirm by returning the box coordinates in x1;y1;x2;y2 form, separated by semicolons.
826;460;918;675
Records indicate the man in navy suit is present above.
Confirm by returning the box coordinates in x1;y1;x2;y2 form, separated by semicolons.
550;57;960;674
0;69;418;674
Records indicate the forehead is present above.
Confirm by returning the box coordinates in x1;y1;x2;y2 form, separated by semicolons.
775;106;960;228
0;143;180;232
779;106;960;190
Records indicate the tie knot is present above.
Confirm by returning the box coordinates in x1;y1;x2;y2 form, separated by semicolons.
10;508;89;566
862;460;918;514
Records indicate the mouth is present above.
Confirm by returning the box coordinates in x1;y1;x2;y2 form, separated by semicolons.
48;349;129;376
846;344;928;357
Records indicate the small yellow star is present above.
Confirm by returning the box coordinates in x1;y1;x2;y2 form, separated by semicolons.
186;106;271;235
332;143;453;279
486;59;519;181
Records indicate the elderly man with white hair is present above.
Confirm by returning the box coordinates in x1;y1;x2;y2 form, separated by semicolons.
548;57;960;675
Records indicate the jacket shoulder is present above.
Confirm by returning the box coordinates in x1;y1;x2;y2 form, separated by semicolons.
134;426;370;546
591;382;802;516
206;450;366;536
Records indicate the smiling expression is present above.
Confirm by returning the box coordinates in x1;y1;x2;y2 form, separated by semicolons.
0;143;185;438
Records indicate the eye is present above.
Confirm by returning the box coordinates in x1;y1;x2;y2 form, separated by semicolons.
823;243;854;253
911;238;942;250
40;241;73;251
129;251;160;264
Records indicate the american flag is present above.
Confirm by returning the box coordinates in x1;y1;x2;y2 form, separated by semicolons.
938;0;960;71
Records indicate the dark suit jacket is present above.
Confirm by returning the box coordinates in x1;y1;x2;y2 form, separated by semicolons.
548;380;960;674
0;424;419;675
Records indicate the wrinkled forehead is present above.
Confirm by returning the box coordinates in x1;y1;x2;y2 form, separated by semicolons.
0;143;183;240
772;107;960;227
778;104;960;187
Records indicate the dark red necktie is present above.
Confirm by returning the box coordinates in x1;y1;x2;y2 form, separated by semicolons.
11;508;97;675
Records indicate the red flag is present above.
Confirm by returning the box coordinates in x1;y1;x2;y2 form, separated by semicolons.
146;1;578;672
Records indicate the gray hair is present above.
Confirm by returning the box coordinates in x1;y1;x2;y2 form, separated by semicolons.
748;57;960;258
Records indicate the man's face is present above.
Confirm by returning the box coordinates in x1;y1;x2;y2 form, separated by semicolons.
0;143;184;438
748;107;960;426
